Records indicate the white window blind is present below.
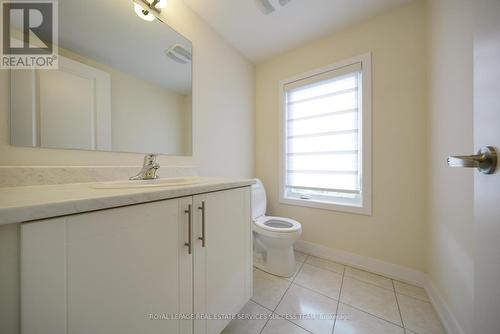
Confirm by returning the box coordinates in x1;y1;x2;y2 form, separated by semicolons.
283;63;364;207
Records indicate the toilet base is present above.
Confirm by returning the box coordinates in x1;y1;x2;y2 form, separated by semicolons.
253;244;296;278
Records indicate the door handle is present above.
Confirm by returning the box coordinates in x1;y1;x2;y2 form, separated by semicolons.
448;146;497;174
198;201;206;247
184;204;192;255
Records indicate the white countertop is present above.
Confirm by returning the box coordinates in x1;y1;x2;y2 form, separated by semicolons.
0;177;255;225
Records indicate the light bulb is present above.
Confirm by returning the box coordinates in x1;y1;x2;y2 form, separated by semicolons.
134;3;155;21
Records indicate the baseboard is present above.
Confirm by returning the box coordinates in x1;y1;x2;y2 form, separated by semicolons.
294;240;426;286
424;277;467;334
294;240;466;334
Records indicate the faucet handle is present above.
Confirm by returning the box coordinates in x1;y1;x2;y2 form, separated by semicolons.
143;154;157;166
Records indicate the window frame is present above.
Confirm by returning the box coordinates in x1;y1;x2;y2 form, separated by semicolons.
278;53;372;215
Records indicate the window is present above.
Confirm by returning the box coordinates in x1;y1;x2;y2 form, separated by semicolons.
279;54;372;214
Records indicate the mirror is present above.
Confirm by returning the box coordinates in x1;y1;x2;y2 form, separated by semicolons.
9;0;192;155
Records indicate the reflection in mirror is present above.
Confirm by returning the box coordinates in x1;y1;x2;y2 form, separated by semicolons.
10;0;192;155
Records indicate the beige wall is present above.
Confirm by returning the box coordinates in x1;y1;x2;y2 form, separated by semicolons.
0;0;255;178
427;0;475;332
0;3;254;331
39;47;190;155
110;68;187;155
256;1;427;271
0;1;481;331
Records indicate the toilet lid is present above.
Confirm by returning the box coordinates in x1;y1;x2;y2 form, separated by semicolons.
253;216;301;233
251;179;267;220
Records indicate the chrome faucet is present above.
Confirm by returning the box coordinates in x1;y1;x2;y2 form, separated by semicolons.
130;154;160;180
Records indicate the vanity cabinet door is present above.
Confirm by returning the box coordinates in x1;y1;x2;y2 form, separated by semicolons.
21;198;193;334
193;187;253;334
21;217;67;334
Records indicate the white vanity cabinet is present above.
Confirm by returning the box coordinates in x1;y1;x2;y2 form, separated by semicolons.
193;191;253;334
20;186;252;334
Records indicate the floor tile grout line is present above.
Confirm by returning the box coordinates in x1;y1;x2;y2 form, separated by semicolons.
298;252;397;292
253;267;286;280
275;314;315;334
243;299;288;334
257;312;272;334
258;251;432;333
303;262;345;275
243;300;314;334
300;251;391;278
258;281;292;334
249;271;279;333
339;300;405;329
287;279;405;330
269;259;318;334
284;318;314;334
347;266;396;280
395;291;431;304
392;279;406;331
291;281;340;303
295;252;308;265
298;261;345;279
302;259;346;275
262;258;311;333
257;258;306;334
259;261;405;329
343;274;395;292
302;262;345;275
291;255;307;283
285;257;342;334
252;257;304;309
252;253;416;332
331;262;346;334
253;254;414;333
297;250;427;289
250;299;275;314
392;279;430;302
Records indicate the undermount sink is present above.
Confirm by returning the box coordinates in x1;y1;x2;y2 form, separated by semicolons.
91;176;201;189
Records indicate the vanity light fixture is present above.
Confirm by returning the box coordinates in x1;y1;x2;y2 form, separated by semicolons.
133;0;167;22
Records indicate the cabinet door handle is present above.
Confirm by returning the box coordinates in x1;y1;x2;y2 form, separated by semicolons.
184;204;192;255
198;201;206;247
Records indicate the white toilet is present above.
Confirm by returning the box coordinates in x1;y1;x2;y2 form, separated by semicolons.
252;179;302;277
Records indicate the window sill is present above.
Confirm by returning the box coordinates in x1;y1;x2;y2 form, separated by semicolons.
280;197;372;216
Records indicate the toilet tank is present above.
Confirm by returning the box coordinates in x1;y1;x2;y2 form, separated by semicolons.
251;179;267;220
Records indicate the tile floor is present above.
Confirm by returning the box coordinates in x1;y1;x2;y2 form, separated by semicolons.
222;251;445;334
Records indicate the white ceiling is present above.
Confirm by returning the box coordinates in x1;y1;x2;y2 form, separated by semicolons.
54;0;191;93
183;0;414;63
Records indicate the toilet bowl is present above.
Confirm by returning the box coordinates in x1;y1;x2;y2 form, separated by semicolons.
252;179;302;277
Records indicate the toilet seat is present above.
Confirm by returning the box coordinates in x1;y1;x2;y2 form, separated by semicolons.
253;216;301;238
251;179;302;277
